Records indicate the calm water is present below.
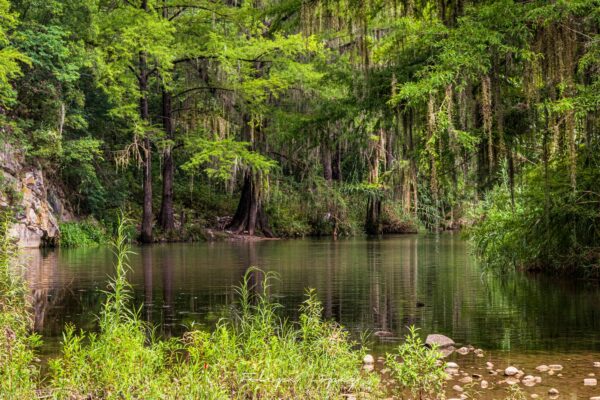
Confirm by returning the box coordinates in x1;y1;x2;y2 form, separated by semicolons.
22;234;600;397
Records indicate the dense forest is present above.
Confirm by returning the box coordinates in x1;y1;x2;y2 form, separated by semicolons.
1;0;599;274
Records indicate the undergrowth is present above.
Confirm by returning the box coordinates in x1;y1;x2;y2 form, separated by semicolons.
59;219;109;248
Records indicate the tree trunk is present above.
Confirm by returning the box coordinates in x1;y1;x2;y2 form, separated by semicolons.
139;51;153;244
332;142;342;181
322;145;333;183
227;172;274;237
159;89;175;232
139;0;153;244
365;196;382;235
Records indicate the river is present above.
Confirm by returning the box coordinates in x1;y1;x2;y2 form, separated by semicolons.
22;234;600;398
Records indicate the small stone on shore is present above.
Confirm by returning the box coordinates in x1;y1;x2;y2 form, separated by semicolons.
548;388;559;395
363;354;374;365
505;366;519;376
480;380;489;389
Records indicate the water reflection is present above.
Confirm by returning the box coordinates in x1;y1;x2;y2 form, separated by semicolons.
21;235;600;354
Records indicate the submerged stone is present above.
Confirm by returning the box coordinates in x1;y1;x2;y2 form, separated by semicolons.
536;365;550;372
584;378;598;386
504;366;519;376
548;388;559;395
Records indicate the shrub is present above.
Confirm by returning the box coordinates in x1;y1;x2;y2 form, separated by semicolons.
59;219;109;247
386;326;446;399
468;156;600;276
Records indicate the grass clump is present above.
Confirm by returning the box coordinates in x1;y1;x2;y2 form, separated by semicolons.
180;272;380;398
59;219;109;247
386;326;446;399
0;212;41;399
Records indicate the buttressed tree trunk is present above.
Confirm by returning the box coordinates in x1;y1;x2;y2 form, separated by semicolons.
227;172;274;237
159;89;175;232
226;115;274;237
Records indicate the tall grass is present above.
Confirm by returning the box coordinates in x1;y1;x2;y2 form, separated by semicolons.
0;212;40;398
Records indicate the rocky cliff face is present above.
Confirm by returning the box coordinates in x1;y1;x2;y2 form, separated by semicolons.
0;143;73;247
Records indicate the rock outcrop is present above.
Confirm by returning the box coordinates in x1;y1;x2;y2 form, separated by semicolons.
1;143;73;247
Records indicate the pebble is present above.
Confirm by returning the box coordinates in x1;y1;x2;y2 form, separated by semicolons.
505;366;519;376
584;378;598;386
549;364;563;371
536;365;550;372
453;385;463;392
446;362;459;369
363;354;374;365
506;377;520;385
548;388;559;395
457;347;469;355
522;375;536;387
548;369;555;376
486;362;494;369
590;397;600;400
594;362;600;368
531;395;539;399
480;380;489;389
459;376;473;384
591;373;597;377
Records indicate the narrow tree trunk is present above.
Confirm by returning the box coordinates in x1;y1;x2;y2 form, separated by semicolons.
139;0;153;244
139;52;153;243
322;145;333;183
365;127;384;235
332;142;342;181
159;89;175;232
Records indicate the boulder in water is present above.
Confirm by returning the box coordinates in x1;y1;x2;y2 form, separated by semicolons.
426;334;455;348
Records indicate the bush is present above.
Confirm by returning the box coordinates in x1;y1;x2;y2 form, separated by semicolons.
468;156;600;276
386;326;446;399
59;219;109;247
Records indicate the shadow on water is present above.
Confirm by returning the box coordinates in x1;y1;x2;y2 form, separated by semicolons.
20;234;600;356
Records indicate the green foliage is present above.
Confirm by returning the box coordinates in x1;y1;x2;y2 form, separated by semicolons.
386;326;446;399
59;219;109;248
0;0;30;107
469;153;600;276
184;137;277;181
